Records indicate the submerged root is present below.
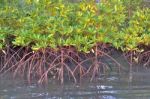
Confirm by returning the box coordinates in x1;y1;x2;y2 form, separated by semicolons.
0;45;123;84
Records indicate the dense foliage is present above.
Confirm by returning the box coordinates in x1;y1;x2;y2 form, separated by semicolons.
0;0;150;52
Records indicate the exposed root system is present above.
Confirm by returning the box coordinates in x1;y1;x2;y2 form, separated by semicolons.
0;44;149;84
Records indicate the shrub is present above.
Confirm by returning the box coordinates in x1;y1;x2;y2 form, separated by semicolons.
2;0;126;53
0;0;150;83
113;8;150;51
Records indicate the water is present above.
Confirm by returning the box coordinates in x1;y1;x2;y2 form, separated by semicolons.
1;66;150;99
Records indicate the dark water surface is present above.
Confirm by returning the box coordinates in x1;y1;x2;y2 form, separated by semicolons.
1;66;150;99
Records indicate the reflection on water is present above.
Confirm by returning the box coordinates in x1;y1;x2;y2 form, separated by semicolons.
1;66;150;99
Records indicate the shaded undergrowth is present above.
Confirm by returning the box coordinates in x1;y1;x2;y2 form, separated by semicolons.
123;45;150;65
